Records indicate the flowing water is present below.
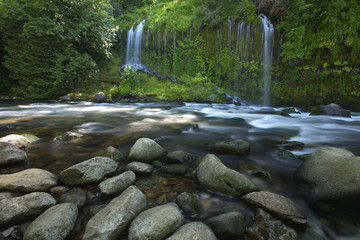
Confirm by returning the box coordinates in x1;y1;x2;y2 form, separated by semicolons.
1;101;360;239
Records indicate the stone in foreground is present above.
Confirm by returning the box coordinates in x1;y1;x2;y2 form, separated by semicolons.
126;162;153;174
196;154;258;197
59;188;87;207
83;186;146;240
167;151;195;164
60;156;118;186
129;203;183;240
128;138;167;162
176;192;198;214
99;171;136;196
0;134;29;149
0;168;58;193
166;222;217;240
0;142;27;166
211;139;250;155
23;203;78;240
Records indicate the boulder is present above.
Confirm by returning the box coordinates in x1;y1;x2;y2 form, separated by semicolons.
211;139;250;155
176;192;198;214
0;192;56;228
0;142;27;165
55;131;83;141
0;134;29;149
128;203;183;240
205;212;252;239
296;147;360;211
128;138;167;162
83;186;146;240
126;162;153;174
60;157;118;186
167;151;195;164
196;154;258;197
243;191;307;226
23;203;78;240
0;192;21;201
99;171;136;196
92;92;107;103
0;168;58;193
309;103;351;118
248;208;298;240
59;188;87;207
166;222;217;240
102;146;123;161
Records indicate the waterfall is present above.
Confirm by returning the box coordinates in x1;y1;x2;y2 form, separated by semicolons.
259;14;274;106
125;20;145;68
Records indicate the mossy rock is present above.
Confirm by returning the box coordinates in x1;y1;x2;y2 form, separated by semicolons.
160;165;188;175
277;149;295;159
56;131;83;141
21;134;41;143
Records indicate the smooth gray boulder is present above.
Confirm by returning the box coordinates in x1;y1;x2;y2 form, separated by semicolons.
59;157;118;186
309;103;351;117
99;171;136;196
296;147;360;211
59;188;87;207
211;139;250;155
92;92;107;103
0;168;58;193
196;154;258;197
176;192;198;214
128;138;167;162
129;203;183;240
0;142;27;165
0;192;56;228
167;151;195;164
23;203;78;240
166;222;217;240
243;191;307;225
0;134;29;149
206;212;252;239
0;191;21;201
83;186;146;240
126;162;153;174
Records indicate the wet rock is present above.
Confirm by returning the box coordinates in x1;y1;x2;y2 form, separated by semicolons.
21;134;41;143
248;170;272;182
99;171;136;196
211;139;250;155
129;203;183;240
166;222;217;240
92;92;107;103
160;165;188;175
282;108;300;114
0;168;58;193
50;186;70;198
243;191;307;226
55;131;83;141
248;208;298;240
128;138;167;162
145;189;161;199
196;154;259;197
206;212;252;239
83;186;146;240
102;146;123;161
0;192;21;201
0;192;56;228
0;134;29;149
89;204;106;217
167;151;195;164
277;149;295;159
279;141;305;151
309;103;351;118
59;188;87;207
298;153;311;161
23;203;78;240
296;147;360;211
0;142;27;165
176;192;198;214
153;160;163;167
59;156;118;186
126;161;153;174
59;95;72;101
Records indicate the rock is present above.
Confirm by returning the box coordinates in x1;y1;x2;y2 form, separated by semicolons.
92;92;107;103
309;103;351;118
282;108;300;114
59;188;87;207
55;131;83;141
206;212;252;239
295;147;360;211
128;138;167;162
160;165;188;175
243;191;307;226
23;203;78;240
145;189;161;199
20;134;41;143
102;146;123;161
60;156;118;186
176;192;198;214
89;204;106;217
59;95;72;101
0;134;29;149
298;153;311;161
279;141;305;151
196;154;258;197
83;186;146;240
99;171;136;196
0;192;56;228
211;139;250;155
0;142;27;165
126;161;153;174
0;192;21;201
129;203;183;240
0;168;58;193
50;186;70;197
166;222;217;240
167;151;195;164
277;149;295;159
248;208;298;240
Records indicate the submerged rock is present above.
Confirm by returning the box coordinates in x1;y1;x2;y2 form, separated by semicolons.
23;203;78;240
128;203;183;240
176;192;198;214
55;131;83;141
21;134;41;143
166;222;217;240
0;168;58;193
279;141;305;151
196;154;258;197
50;186;70;198
59;188;87;207
167;151;195;164
211;139;250;155
0;134;29;149
126;161;153;174
0;142;27;165
309;103;351;118
128;138;167;162
59;156;118;186
102;146;123;161
160;165;188;175
99;171;136;196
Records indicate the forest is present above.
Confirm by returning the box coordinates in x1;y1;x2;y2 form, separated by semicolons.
0;0;359;109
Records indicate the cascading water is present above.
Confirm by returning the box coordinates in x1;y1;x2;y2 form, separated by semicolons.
125;20;145;68
259;14;275;106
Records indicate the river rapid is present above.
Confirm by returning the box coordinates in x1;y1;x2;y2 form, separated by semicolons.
1;101;360;240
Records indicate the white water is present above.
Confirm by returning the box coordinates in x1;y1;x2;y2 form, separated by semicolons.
125;20;145;67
